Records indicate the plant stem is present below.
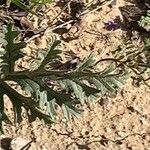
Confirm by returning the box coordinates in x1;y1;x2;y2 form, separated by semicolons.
3;69;120;81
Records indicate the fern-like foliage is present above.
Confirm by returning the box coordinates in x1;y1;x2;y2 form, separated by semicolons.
138;11;150;31
0;24;27;126
0;24;26;78
112;37;150;87
0;24;127;129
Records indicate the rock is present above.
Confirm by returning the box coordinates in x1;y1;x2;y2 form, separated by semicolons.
11;137;30;150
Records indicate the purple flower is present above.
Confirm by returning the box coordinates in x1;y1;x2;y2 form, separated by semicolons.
104;20;120;31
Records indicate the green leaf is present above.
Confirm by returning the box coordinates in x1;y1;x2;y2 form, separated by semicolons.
69;80;85;104
18;79;58;121
45;99;56;121
12;101;22;124
102;63;116;75
30;0;52;4
0;24;26;74
76;81;100;97
107;76;124;88
62;102;82;120
90;78;107;96
38;39;61;69
138;12;150;31
77;53;96;71
0;32;7;46
11;0;37;15
0;24;130;126
38;91;47;108
99;78;116;92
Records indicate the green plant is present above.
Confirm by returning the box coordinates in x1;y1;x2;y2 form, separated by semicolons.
11;0;52;14
0;24;127;130
30;0;52;5
138;11;150;31
109;38;150;87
